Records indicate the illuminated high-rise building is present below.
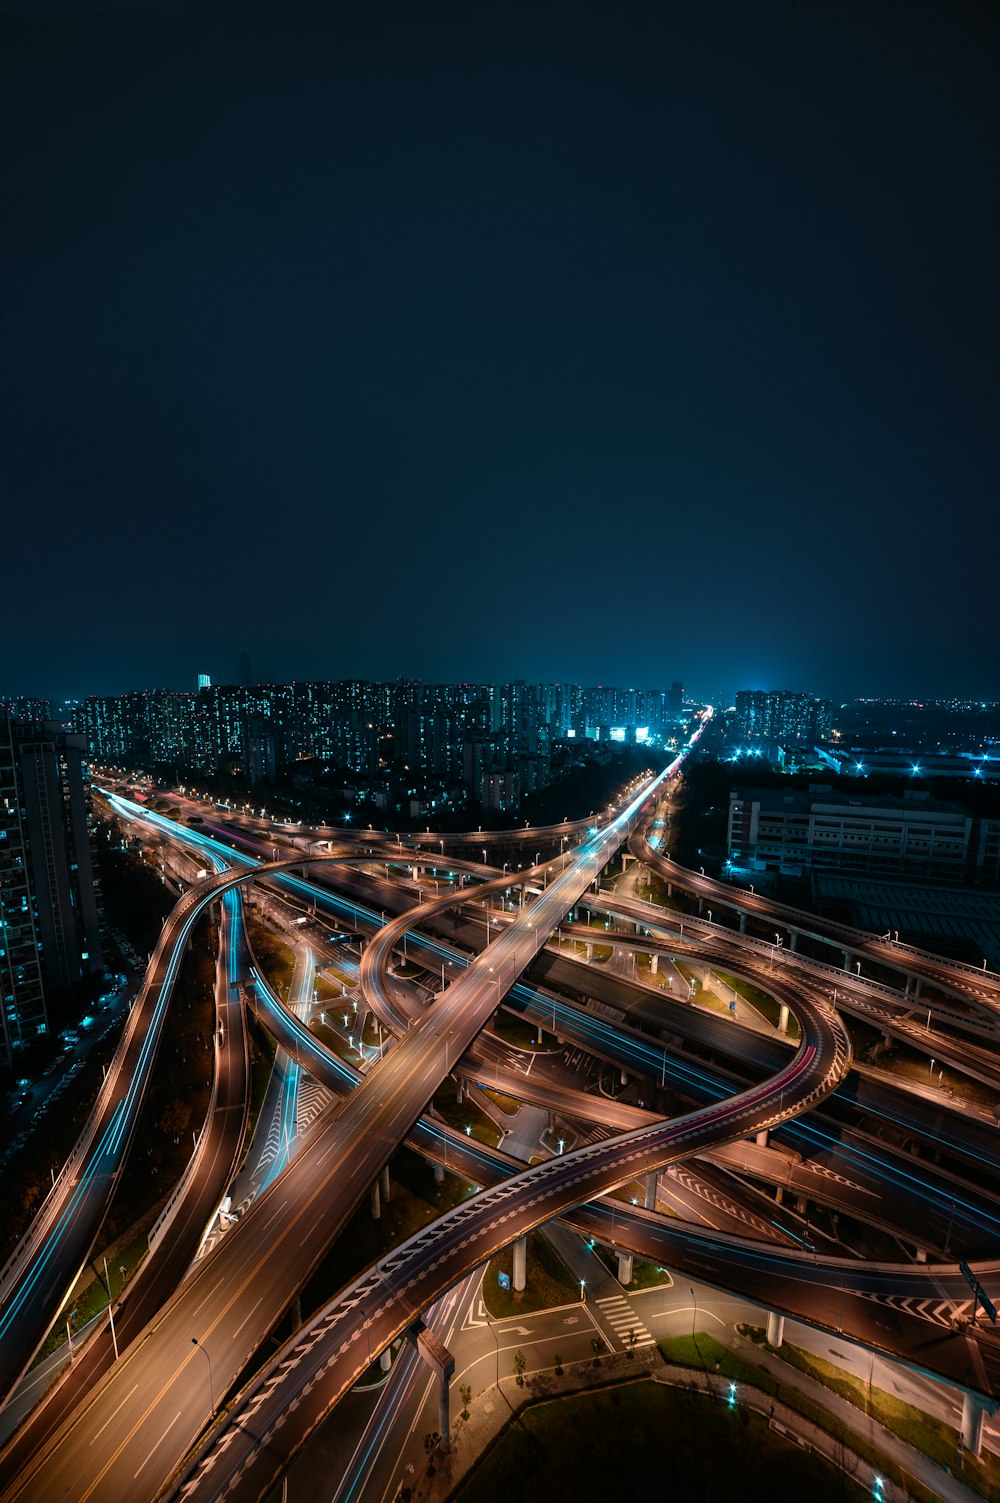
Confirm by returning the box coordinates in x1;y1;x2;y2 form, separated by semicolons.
0;714;103;1066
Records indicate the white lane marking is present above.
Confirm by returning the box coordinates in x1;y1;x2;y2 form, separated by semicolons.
133;1409;181;1478
89;1384;139;1444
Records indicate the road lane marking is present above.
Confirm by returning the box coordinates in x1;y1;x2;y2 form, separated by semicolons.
89;1383;139;1444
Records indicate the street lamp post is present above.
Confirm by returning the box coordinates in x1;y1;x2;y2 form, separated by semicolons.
191;1337;215;1412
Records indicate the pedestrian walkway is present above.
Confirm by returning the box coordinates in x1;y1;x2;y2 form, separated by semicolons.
596;1293;656;1349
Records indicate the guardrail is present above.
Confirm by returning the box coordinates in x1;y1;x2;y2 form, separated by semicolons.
585;895;1000;1042
644;842;998;986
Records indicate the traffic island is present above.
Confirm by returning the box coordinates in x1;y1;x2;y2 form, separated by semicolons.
481;1231;579;1319
592;1241;672;1292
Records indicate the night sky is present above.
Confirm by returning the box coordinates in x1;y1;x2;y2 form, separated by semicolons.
2;3;997;703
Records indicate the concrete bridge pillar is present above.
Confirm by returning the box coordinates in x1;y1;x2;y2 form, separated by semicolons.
455;1078;464;1105
513;1236;527;1292
915;1246;927;1263
380;1164;391;1205
415;1325;455;1453
796;1194;808;1215
697;897;704;915
617;1252;633;1286
962;1393;991;1455
788;930;798;952
644;1171;657;1209
433;1159;446;1184
778;1003;790;1034
620;1067;628;1086
650;953;658;975
371;1180;381;1220
380;1346;393;1372
739;912;747;934
914;977;923;1000
756;1128;768;1147
843;951;852;971
766;1311;785;1349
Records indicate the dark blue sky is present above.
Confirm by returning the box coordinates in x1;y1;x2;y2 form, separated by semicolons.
2;3;997;703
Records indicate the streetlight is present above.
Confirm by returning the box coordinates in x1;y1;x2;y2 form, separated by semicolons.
191;1337;215;1411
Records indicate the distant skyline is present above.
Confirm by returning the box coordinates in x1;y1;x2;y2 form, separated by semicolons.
3;5;997;705
6;663;1000;713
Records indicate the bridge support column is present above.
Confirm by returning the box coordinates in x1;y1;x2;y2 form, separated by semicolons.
380;1346;393;1372
766;1311;785;1349
433;1159;446;1183
513;1236;527;1292
796;1194;808;1215
650;953;658;974
620;1067;628;1086
915;1246;927;1263
739;912;747;934
778;1003;789;1034
644;1171;657;1209
415;1325;455;1452
617;1253;633;1286
380;1164;391;1205
697;897;704;915
962;1393;990;1455
775;1187;783;1204
455;1078;464;1105
290;1293;302;1330
756;1128;768;1147
843;951;852;971
788;930;798;952
371;1180;381;1219
914;977;923;1001
585;943;593;961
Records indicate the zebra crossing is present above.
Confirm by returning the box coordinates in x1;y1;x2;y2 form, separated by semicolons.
596;1293;656;1349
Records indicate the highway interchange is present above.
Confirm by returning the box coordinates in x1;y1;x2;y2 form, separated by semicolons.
3;716;1000;1502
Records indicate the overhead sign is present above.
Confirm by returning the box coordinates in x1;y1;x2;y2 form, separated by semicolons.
959;1259;997;1325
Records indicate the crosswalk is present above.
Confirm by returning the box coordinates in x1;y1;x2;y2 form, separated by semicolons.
597;1293;656;1349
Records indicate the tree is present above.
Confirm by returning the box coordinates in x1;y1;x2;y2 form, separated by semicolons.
591;1335;605;1367
552;1351;563;1376
513;1348;527;1387
624;1328;638;1360
459;1382;472;1418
